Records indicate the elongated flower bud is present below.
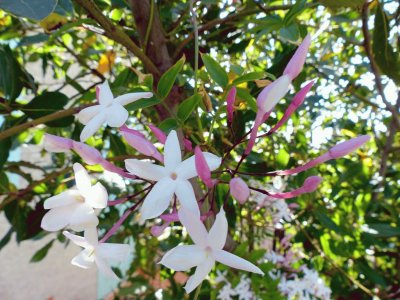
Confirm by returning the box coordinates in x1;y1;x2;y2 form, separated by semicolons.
148;124;167;144
273;135;370;176
283;34;311;81
183;138;193;151
230;177;250;204
267;176;322;199
43;134;73;152
195;146;213;188
122;131;163;162
120;124;145;138
257;75;291;114
72;141;103;165
226;86;236;124
268;81;314;135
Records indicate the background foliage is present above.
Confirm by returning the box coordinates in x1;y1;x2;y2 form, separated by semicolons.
0;0;399;299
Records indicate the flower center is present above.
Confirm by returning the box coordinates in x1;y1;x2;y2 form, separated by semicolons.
170;172;178;180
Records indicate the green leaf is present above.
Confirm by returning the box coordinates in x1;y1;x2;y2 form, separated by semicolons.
177;94;201;122
157;55;185;99
276;148;290;168
372;3;400;84
125;95;161;111
201;53;229;87
0;45;24;102
0;0;57;21
236;87;257;111
158;118;178;132
314;210;347;235
18;33;49;47
232;72;265;85
30;240;54;262
365;223;400;238
0;228;13;251
0;138;12;170
23;91;74;127
283;0;307;25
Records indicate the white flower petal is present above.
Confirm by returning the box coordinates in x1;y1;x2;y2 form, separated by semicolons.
95;256;119;279
213;249;264;275
69;204;98;232
77;105;102;125
63;230;93;249
80;110;107;142
125;159;167;181
207;208;227;250
43;190;81;209
176;152;221;180
98;81;114;106
97;243;130;261
175;180;200;217
139;178;175;220
106;103;129;127
114;92;153;106
85;182;108;208
71;249;95;269
159;245;206;271
73;163;92;195
164;130;181;172
41;205;77;231
84;227;99;246
184;257;214;294
178;207;207;247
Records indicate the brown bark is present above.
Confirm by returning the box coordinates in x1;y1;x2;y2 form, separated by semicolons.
129;0;185;120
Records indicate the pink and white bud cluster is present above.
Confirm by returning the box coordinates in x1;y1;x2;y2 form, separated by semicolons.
246;34;311;155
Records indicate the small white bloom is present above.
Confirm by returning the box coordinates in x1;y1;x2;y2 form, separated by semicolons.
41;163;108;232
159;208;264;293
63;228;130;279
125;130;221;220
77;80;153;141
217;283;236;300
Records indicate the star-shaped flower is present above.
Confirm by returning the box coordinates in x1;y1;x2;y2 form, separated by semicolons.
41;163;107;232
77;80;153;142
159;207;264;293
125;130;221;221
63;228;130;279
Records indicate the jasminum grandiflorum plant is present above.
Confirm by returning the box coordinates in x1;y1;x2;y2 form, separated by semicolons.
124;130;221;220
63;228;130;279
39;33;372;297
77;80;153;142
41;163;107;232
159;207;264;293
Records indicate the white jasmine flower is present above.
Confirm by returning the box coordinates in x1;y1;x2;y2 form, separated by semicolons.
125;130;221;220
41;163;107;232
217;283;236;300
77;80;153;141
63;228;130;279
159;207;264;293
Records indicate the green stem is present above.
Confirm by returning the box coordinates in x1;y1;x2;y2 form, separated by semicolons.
193;281;202;300
143;0;155;53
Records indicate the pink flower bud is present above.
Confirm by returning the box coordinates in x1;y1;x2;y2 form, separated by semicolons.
72;141;103;165
226;86;236;124
245;111;264;155
195;146;213;188
148;124;167;144
43;134;73;153
257;75;291;114
122;131;163;162
183;138;193;151
151;222;170;237
119;124;146;138
230;177;250;204
273;135;370;176
328;135;370;159
283;34;311;81
267;176;322;199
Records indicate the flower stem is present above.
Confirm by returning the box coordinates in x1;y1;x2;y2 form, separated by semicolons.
193;282;202;300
